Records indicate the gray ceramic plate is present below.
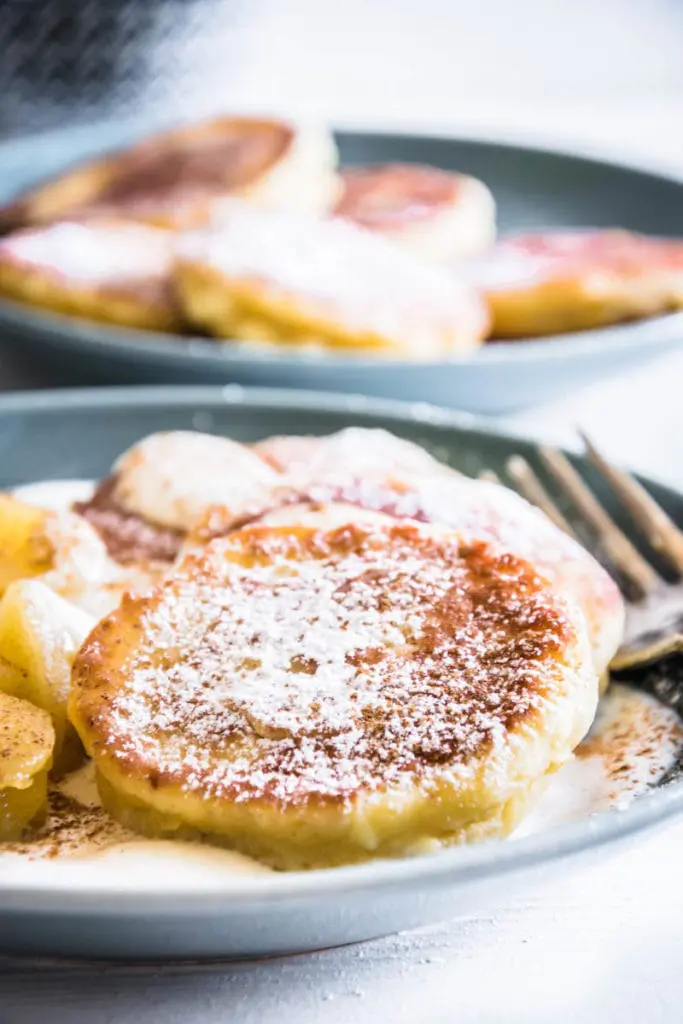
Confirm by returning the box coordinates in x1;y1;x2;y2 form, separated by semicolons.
1;384;683;962
1;123;683;414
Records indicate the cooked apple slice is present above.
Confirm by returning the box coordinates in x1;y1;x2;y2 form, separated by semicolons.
0;690;54;840
0;494;54;594
0;492;159;618
0;580;95;775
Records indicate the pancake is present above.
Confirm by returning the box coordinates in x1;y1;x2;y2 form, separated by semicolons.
252;426;459;480
70;520;597;869
191;467;623;682
0;220;181;332
335;164;495;263
175;201;489;357
75;430;282;566
469;230;683;338
254;502;391;530
78;429;455;566
253;434;330;473
80;427;620;681
111;430;280;531
0;117;339;233
0;690;54;839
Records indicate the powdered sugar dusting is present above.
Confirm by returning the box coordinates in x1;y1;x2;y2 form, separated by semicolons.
179;201;484;357
0;221;173;284
79;523;576;808
273;428;460;484
237;469;621;677
466;230;683;294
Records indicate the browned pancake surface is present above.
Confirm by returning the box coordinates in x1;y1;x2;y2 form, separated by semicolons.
72;522;574;808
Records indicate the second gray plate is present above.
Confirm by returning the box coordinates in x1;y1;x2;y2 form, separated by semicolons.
1;122;683;412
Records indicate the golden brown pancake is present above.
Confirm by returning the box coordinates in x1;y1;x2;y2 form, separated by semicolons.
70;521;597;869
470;230;683;338
0;118;339;233
190;452;623;681
175;201;489;357
75;430;282;567
335;164;495;263
0;220;181;332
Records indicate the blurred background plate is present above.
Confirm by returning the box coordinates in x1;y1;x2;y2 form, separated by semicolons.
1;122;683;414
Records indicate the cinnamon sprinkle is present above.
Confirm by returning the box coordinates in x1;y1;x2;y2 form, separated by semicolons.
75;475;183;565
72;523;576;807
577;685;683;803
5;786;128;860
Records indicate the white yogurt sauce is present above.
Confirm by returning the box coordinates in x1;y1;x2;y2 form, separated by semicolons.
13;479;95;512
0;479;681;887
1;684;678;888
518;684;683;837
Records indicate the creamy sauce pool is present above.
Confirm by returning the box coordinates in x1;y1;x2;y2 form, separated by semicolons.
1;479;682;887
13;478;96;511
517;684;683;836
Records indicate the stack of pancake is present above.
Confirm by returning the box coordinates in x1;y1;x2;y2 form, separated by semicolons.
0;427;623;866
2;113;683;351
0;117;492;358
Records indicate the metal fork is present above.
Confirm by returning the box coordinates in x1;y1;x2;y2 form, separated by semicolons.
485;434;683;675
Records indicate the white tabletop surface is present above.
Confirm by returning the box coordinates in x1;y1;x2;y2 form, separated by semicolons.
4;3;683;1019
3;823;682;1024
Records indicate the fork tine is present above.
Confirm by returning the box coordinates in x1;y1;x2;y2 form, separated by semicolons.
505;455;578;538
580;430;683;577
539;445;661;597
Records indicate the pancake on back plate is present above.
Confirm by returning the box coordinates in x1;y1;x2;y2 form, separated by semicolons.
469;229;683;338
0;220;181;332
0;117;339;233
174;201;489;357
335;163;496;263
70;519;598;869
